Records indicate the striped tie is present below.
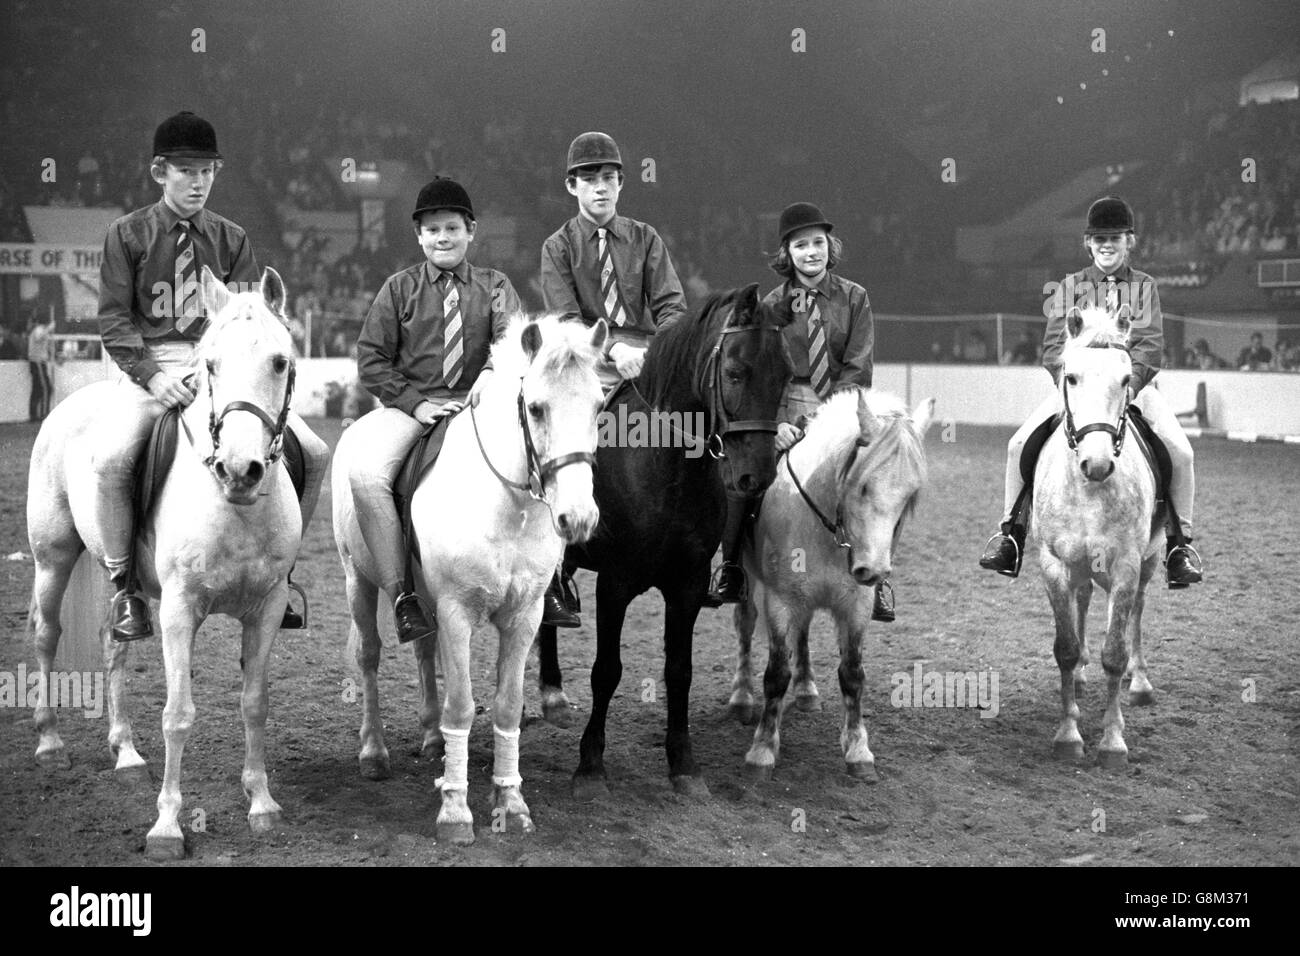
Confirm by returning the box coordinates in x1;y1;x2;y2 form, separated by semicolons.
807;297;831;399
1105;275;1119;313
173;220;201;333
441;271;464;388
596;227;625;326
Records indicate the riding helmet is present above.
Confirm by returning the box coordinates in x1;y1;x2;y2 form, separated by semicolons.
566;132;623;175
1085;196;1135;235
412;177;475;222
778;202;834;244
153;111;221;160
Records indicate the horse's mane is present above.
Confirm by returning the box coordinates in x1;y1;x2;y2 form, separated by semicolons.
638;288;745;408
487;313;603;383
801;388;927;509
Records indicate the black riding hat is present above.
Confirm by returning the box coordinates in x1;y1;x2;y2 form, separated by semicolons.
566;132;623;175
412;177;475;222
1085;196;1135;235
778;202;834;244
153;111;221;160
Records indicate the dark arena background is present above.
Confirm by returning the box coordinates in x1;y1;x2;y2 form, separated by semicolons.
0;0;1297;899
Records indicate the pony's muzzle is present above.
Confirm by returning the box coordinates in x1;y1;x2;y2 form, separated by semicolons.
556;503;599;544
214;456;265;503
1080;457;1116;482
851;563;889;588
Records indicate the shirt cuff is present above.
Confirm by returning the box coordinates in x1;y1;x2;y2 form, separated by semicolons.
131;358;162;389
395;389;426;418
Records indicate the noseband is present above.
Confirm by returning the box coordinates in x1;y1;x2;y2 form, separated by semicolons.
181;360;296;469
1061;343;1129;456
470;383;596;504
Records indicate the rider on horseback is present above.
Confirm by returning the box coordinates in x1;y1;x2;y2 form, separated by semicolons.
979;196;1203;587
540;131;689;625
94;112;328;642
350;177;531;644
707;203;894;622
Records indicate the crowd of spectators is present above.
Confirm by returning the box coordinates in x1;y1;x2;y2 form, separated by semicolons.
1140;99;1300;261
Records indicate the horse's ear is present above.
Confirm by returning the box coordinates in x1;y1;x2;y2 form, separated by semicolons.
1066;306;1085;339
201;266;231;318
856;389;882;440
1114;303;1133;338
521;321;543;362
733;283;760;324
261;267;286;317
910;397;936;436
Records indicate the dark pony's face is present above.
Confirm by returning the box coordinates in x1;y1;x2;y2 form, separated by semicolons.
716;284;794;495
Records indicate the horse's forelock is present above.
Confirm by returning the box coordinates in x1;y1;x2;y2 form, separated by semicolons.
806;390;926;495
197;291;292;359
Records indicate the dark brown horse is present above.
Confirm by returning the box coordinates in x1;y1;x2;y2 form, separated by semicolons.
537;284;792;798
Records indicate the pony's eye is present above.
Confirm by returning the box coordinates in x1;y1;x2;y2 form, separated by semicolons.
528;402;544;419
1120;374;1131;389
205;359;215;375
860;482;870;498
1065;374;1078;387
725;369;745;384
272;356;288;374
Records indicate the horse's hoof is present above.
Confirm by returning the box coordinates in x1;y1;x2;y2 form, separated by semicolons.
794;694;823;713
846;760;879;782
1052;739;1085;761
728;702;758;725
670;774;710;799
1129;689;1155;706
249;811;282;834
505;812;536;835
436;820;475;846
542;700;576;729
1097;749;1128;770
359;754;392;781
114;763;151;788
745;762;774;782
35;748;70;771
145;835;186;861
571;773;609;803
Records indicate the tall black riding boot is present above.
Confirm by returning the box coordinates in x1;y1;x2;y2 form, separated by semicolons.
705;496;749;607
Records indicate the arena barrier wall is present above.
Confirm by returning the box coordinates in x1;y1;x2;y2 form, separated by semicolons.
4;360;1300;437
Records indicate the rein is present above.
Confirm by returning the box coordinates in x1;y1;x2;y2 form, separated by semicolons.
469;382;596;510
784;436;871;574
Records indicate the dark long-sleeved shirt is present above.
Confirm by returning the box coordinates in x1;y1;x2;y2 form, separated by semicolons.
97;200;259;387
357;259;521;416
1042;262;1163;393
763;272;874;391
540;214;687;347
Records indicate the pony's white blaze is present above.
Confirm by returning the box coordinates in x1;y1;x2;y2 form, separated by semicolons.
730;388;932;775
25;265;303;859
332;313;605;844
1033;305;1161;768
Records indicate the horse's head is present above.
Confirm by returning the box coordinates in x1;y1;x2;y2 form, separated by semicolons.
710;283;794;496
829;390;933;587
196;266;297;506
514;316;606;543
1060;304;1134;482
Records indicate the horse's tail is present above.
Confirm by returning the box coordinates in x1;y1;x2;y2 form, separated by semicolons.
57;550;111;671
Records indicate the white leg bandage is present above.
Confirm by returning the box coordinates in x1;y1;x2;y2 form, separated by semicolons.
492;724;522;788
436;726;470;792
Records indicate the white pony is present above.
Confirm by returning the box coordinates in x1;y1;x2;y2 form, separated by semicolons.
333;315;605;845
729;389;934;778
27;267;304;859
1034;304;1161;767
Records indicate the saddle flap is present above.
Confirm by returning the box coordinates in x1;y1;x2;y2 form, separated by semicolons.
135;407;181;522
394;418;452;549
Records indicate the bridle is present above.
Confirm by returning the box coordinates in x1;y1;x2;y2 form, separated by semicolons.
1061;342;1130;456
627;311;785;463
180;358;296;469
470;382;596;508
785;433;872;574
